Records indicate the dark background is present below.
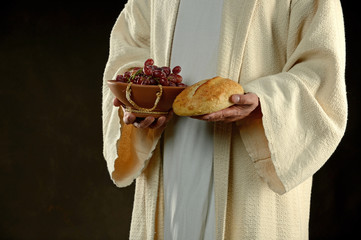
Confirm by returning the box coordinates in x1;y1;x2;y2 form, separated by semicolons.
0;1;360;239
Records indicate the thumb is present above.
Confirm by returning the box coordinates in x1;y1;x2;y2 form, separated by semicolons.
230;94;242;104
230;93;259;106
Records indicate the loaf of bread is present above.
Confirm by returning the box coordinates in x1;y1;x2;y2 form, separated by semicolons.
172;76;244;116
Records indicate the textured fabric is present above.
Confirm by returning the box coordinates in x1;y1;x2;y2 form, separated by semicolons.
102;0;347;239
163;0;223;239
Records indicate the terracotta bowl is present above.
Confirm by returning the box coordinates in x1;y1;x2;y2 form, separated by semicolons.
107;80;186;117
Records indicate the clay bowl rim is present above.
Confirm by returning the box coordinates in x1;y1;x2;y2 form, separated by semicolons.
107;80;186;90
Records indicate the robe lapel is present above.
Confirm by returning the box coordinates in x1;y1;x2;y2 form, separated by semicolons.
217;0;259;81
152;0;180;67
214;0;259;239
149;1;180;239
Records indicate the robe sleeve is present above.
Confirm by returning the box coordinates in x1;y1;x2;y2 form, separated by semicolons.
102;0;163;187
240;0;347;194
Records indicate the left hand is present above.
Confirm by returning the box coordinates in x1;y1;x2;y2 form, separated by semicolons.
114;97;172;129
192;93;262;123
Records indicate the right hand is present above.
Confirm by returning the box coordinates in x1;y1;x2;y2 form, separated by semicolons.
114;98;172;129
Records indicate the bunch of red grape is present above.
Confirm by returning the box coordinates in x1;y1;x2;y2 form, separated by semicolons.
115;58;186;87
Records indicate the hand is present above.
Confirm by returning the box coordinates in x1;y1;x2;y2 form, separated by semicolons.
192;93;262;123
113;97;172;129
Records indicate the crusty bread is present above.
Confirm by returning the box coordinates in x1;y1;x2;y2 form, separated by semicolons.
172;76;244;116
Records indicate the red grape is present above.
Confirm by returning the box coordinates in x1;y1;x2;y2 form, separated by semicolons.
115;59;186;87
175;74;183;83
172;66;181;74
131;67;141;72
167;74;176;82
144;58;154;66
161;67;171;76
153;70;166;79
149;78;157;85
132;76;139;84
124;71;131;78
144;65;153;76
116;75;126;82
159;78;169;86
141;79;151;85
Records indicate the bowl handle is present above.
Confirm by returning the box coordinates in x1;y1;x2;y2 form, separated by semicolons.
125;82;163;113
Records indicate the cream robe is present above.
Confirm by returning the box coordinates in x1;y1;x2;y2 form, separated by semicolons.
102;0;347;239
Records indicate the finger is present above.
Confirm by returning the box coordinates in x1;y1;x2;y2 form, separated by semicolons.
113;98;122;107
199;114;225;122
223;116;244;123
191;114;208;120
123;112;136;125
205;105;256;121
203;107;238;121
150;116;167;129
137;116;155;128
151;110;174;129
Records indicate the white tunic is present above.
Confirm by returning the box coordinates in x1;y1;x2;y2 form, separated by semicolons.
163;0;224;239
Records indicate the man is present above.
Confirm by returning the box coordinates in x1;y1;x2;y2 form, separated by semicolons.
102;0;347;239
